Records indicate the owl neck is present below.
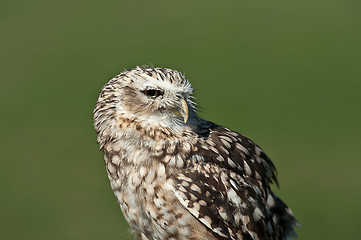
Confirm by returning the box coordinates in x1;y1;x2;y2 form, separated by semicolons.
96;114;199;151
99;116;198;168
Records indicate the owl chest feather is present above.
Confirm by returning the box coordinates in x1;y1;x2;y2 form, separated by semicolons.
103;138;202;240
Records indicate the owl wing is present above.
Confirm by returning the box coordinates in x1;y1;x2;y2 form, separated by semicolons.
170;124;297;240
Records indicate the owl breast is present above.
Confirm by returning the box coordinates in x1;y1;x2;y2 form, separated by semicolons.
103;139;214;240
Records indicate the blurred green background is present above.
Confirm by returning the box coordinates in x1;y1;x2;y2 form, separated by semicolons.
1;0;360;239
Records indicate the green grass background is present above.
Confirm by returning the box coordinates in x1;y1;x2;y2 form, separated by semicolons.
1;0;360;239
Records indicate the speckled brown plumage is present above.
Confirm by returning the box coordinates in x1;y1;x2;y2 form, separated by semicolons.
93;66;298;240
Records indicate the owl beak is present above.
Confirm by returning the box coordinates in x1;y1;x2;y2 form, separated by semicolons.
173;98;189;123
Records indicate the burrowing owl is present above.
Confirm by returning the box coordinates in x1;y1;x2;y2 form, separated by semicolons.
93;66;298;240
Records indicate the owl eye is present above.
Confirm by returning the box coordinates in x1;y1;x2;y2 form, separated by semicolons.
143;89;163;98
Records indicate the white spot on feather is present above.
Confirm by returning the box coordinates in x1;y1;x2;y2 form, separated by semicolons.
190;184;201;193
244;161;252;176
253;207;264;221
267;193;275;207
227;188;241;205
111;155;121;165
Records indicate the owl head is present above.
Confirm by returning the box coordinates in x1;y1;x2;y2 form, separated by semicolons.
93;66;197;144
